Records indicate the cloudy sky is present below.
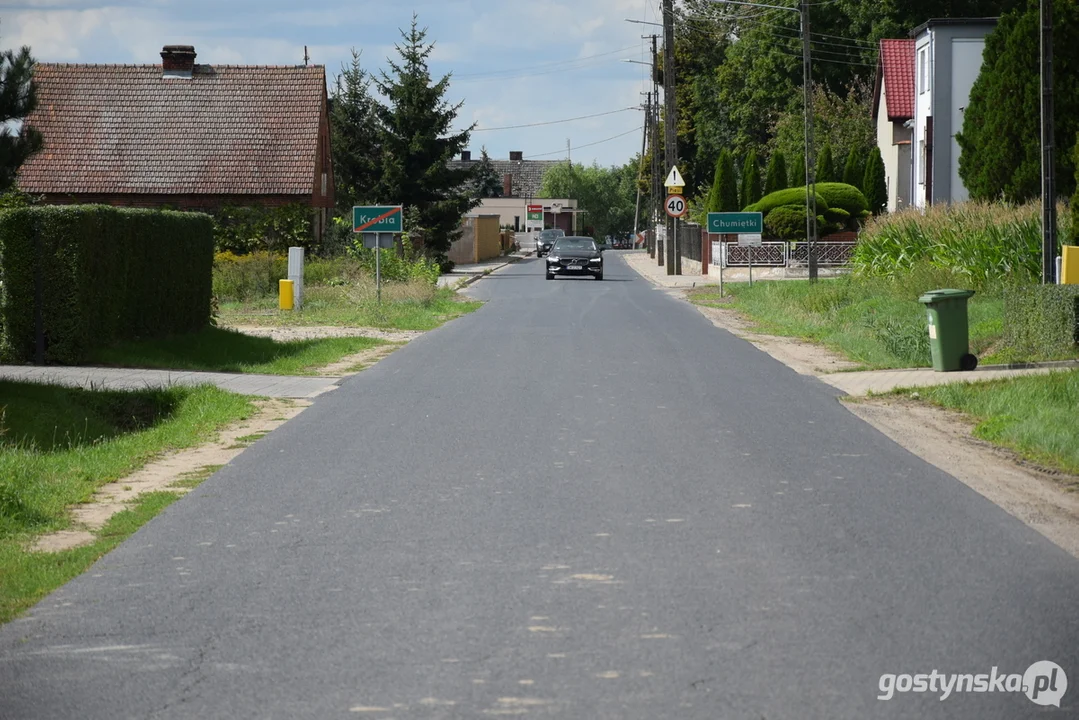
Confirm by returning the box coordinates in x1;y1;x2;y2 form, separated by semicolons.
3;0;660;167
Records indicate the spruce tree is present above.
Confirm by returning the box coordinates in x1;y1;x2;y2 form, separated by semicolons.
330;49;381;213
764;151;788;195
816;143;836;184
0;40;43;193
374;15;479;261
473;147;502;198
842;147;863;187
740;150;762;208
957;0;1079;202
863;146;888;215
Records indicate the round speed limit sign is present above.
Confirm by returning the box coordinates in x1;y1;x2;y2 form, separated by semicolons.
665;194;687;218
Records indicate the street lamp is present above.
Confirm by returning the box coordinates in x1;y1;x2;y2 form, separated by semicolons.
709;0;819;280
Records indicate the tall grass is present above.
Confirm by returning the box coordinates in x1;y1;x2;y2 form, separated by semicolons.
852;201;1073;290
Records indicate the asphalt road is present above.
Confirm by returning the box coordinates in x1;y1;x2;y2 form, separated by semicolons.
2;252;1078;719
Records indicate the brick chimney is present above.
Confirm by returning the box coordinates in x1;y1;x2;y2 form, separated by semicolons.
503;174;513;197
161;45;197;78
461;150;472;162
509;151;523;161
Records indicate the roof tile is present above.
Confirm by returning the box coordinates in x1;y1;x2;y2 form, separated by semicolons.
880;39;915;121
19;63;326;196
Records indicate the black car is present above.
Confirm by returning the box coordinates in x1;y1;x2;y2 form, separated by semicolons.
545;236;603;281
534;228;565;257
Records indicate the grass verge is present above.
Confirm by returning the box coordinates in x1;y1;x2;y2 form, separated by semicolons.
0;382;255;623
219;285;482;331
88;326;387;376
688;267;1039;370
893;369;1079;481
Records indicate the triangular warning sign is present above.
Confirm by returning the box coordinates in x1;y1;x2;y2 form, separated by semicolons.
664;166;685;188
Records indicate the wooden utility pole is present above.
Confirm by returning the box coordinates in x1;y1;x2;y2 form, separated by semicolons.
1041;0;1057;283
634;92;650;239
663;0;678;275
652;34;662;264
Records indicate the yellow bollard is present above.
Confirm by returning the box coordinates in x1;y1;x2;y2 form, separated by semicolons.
1062;246;1079;285
279;279;294;310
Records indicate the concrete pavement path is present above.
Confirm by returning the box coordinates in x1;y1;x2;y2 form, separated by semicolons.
1;253;1077;719
0;365;341;398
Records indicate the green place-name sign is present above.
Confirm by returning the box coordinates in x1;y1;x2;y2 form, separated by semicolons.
353;205;403;233
708;212;763;234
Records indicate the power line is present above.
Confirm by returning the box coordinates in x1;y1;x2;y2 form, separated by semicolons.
524;127;643;159
453;45;639;79
473;107;637;132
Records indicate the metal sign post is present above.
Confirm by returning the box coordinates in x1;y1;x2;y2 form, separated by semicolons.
354;206;403;305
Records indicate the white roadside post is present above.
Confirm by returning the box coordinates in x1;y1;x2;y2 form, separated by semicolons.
287;246;304;310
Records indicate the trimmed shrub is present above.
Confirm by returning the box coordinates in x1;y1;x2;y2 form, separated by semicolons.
1002;284;1079;360
745;187;830;215
815;182;869;216
824;207;852;225
764;205;809;240
764;205;834;240
0;205;213;364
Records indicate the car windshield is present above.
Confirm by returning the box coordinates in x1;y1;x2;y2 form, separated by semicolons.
552;238;596;252
539;230;563;240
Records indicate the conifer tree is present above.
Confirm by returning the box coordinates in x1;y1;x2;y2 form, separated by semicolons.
842;147;863;187
330;49;381;213
0;39;43;193
764;151;788;195
863;146;887;215
375;15;479;260
815;143;836;183
708;149;739;212
957;0;1078;202
739;150;762;209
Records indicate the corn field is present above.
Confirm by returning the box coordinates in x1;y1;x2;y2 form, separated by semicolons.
851;201;1073;290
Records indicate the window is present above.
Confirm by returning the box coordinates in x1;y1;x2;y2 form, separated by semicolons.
918;48;929;95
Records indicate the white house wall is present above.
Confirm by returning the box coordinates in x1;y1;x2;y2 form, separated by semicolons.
876;87;902;212
913;34;933;209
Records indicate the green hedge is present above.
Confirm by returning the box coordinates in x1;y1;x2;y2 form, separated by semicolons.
814;182;869;215
745;187;830;215
0;205;214;364
1003;284;1079;360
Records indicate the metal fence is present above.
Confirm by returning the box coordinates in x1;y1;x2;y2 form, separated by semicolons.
712;241;856;268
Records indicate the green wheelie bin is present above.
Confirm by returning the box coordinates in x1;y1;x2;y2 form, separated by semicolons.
918;289;978;372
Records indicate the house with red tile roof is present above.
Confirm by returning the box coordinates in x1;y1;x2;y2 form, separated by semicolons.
873;39;915;212
18;45;334;240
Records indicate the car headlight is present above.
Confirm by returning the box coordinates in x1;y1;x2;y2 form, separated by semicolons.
547;255;559;263
589;257;602;263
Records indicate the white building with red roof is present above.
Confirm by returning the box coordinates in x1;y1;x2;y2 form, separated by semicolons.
873;39;915;212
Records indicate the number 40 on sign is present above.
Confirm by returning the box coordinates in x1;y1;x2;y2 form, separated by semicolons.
665;195;687;218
